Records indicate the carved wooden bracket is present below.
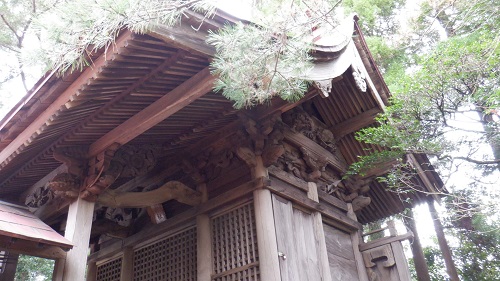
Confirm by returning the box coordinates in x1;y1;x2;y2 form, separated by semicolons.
81;144;159;201
236;113;285;169
352;63;367;92
96;181;202;208
184;147;237;183
82;143;121;201
362;244;396;268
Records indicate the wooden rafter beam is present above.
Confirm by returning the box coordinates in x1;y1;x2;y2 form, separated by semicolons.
88;67;215;157
329;107;381;139
97;181;202;208
0;30;135;169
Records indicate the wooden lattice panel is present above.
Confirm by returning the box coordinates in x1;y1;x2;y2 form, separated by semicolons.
97;257;122;281
133;226;197;281
212;202;259;280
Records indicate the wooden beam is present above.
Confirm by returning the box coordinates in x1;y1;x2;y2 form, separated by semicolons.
88;177;268;262
329;107;380;139
359;232;413;252
284;128;348;172
0;31;134;167
88;67;215;157
268;177;361;232
97;181;202;208
0;237;67;260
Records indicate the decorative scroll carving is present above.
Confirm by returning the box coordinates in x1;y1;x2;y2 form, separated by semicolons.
282;107;337;154
112;145;157;178
82;144;159;201
82;144;120;201
105;207;136;227
25;185;54;209
47;173;81;199
352;64;367;92
235;113;285;168
184;147;238;183
313;79;332;98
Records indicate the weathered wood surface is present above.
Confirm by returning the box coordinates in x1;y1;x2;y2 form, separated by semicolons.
97;181;201;208
283;128;348;173
0;237;67;260
254;189;281;281
63;197;95;281
391;242;412;281
0;30;134;167
272;195;321;281
308;182;332;281
323;223;360;281
120;247;133;281
88;177;268;262
197;214;212;281
329;107;380;139
268;177;360;232
359;232;413;252
88;67;216;157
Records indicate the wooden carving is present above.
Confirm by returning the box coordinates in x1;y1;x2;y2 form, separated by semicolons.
363;244;397;281
282;107;338;154
82;144;120;200
112;145;157;177
97;181;202;208
185;146;238;183
47;173;81;199
25;185;54;209
105;207;136;227
352;63;367;92
320;172;372;211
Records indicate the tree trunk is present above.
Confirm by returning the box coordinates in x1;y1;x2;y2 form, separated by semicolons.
403;208;431;281
427;200;460;281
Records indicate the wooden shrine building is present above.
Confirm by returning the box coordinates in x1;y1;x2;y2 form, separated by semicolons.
0;12;444;281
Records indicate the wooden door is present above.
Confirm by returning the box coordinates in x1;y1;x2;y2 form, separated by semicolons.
272;195;322;281
323;223;360;281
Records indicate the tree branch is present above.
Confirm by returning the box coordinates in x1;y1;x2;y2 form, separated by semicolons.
454;156;500;165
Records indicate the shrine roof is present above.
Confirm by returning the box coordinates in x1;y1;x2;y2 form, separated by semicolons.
0;13;444;224
0;201;72;250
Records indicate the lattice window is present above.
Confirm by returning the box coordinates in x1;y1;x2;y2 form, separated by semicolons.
212;202;259;280
97;257;122;281
133;226;197;281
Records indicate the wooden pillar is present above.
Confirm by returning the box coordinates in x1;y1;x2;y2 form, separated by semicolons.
347;203;369;281
403;209;431;281
120;247;134;281
85;261;96;281
307;182;332;281
253;155;281;281
197;183;212;281
63;197;95;281
428;200;459;281
0;252;18;281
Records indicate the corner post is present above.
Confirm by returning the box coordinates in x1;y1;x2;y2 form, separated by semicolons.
62;197;95;281
253;155;281;281
307;182;332;281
